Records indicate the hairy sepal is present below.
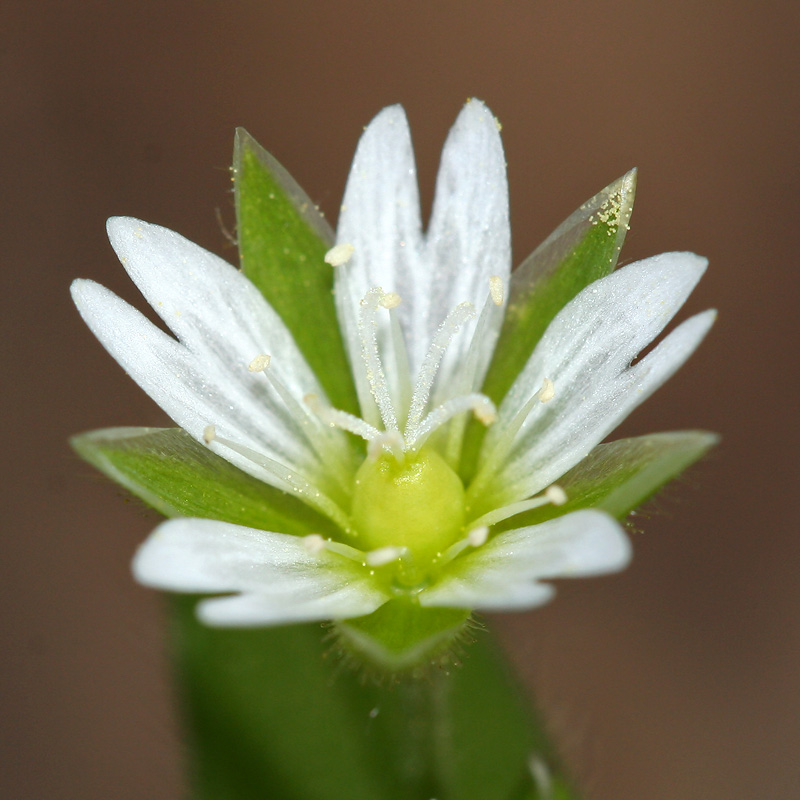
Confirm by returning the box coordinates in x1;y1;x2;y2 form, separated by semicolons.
334;600;472;676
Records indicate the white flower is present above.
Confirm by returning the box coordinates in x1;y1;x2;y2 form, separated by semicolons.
71;100;714;637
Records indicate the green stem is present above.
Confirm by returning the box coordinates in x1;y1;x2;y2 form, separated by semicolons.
168;597;580;800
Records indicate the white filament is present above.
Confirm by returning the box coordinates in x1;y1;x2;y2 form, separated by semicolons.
443;280;506;462
469;377;555;500
209;432;353;533
467;484;567;530
358;288;400;433
404;302;476;443
411;393;496;453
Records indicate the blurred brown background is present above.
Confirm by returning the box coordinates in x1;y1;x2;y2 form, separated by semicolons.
2;1;798;798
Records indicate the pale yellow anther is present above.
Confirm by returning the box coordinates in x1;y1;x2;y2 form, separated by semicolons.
202;425;216;444
248;354;271;372
545;485;567;506
379;291;402;309
302;534;327;555
365;546;405;568
539;377;555;403
489;275;504;306
473;400;497;425
324;242;355;267
467;526;489;547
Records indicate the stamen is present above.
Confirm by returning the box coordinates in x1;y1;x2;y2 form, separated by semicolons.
468;377;555;500
438;525;490;565
379;292;401;309
302;534;326;555
473;400;497;426
251;356;315;431
489;275;504;306
324;242;355;267
250;358;353;492
365;546;407;567
443;279;506;463
210;432;353;533
467;484;568;530
203;424;216;444
405;302;476;442
304;393;382;442
323;539;369;563
387;304;413;428
545;484;567;506
358;288;399;432
410;393;496;452
337;277;380;427
467;526;489;547
248;353;271;372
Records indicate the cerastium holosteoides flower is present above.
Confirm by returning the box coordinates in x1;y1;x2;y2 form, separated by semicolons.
72;100;716;672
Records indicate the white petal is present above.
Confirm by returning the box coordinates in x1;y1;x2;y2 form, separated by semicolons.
133;518;388;625
106;218;321;408
72;219;347;494
197;590;381;626
333;101;510;414
71;279;324;489
334;106;424;414
424;99;510;396
420;510;630;611
477;253;714;505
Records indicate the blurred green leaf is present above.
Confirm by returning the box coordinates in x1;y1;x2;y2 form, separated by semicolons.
234;129;359;415
170;600;577;800
71;426;337;537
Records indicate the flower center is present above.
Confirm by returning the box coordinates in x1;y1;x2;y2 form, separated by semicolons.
351;448;466;567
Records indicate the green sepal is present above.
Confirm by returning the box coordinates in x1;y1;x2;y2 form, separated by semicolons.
170;597;578;800
335;600;471;674
233;129;359;415
495;430;719;532
460;171;636;479
70;426;339;537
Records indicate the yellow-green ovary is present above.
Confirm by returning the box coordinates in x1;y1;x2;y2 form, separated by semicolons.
351;448;466;565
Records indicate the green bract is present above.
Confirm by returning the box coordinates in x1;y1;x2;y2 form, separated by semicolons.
71;100;716;674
